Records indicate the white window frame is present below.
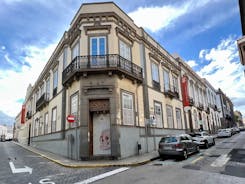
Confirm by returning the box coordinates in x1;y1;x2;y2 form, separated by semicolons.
163;69;170;91
70;92;79;128
53;68;58;90
176;108;182;129
151;62;159;83
154;101;163;128
72;42;79;60
122;92;134;126
63;47;68;70
166;105;174;128
119;40;131;61
51;107;57;133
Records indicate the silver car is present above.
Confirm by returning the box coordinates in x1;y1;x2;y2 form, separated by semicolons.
217;129;232;137
158;134;199;160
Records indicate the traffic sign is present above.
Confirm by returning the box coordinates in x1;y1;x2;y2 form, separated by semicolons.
67;114;75;123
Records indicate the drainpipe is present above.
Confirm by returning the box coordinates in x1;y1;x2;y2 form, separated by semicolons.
61;87;67;139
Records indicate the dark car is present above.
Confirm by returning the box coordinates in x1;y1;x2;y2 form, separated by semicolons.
158;134;199;160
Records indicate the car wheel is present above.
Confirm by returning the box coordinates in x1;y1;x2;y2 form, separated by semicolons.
213;139;215;145
183;150;188;160
205;141;209;149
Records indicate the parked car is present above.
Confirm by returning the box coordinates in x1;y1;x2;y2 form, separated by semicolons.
228;128;236;135
233;127;240;133
158;134;199;160
189;131;215;149
217;129;232;138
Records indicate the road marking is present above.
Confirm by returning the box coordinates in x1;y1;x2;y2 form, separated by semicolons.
191;156;204;164
211;154;230;167
9;161;32;174
74;167;130;184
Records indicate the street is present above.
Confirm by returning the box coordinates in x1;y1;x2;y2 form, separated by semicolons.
1;132;245;184
93;132;245;184
0;142;117;184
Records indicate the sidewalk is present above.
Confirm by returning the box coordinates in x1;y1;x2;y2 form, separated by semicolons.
13;141;159;168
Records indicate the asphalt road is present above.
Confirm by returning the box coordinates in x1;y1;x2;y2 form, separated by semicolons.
92;132;245;184
1;132;245;184
0;142;117;184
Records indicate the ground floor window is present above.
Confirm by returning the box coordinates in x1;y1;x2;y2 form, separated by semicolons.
44;113;49;134
154;101;163;128
167;105;174;128
70;92;79;128
51;107;57;132
122;91;134;125
176;108;182;129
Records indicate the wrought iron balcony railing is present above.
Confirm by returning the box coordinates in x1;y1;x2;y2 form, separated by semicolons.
164;85;179;98
62;54;143;85
188;96;194;106
36;93;49;111
197;102;204;111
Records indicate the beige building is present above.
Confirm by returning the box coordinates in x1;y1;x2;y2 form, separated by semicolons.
175;55;220;133
15;2;187;160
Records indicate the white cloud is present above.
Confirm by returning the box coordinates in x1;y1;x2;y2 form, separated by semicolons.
186;60;197;68
0;43;56;117
128;0;212;32
197;36;245;116
1;46;6;50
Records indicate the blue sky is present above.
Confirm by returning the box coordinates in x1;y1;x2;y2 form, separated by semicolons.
0;0;244;119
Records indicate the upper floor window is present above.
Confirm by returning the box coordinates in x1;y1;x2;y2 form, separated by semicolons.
119;40;131;61
163;70;170;91
151;62;159;82
72;42;79;60
173;75;178;92
122;92;134;126
63;47;68;70
53;69;58;96
90;37;106;56
40;84;44;96
46;78;50;99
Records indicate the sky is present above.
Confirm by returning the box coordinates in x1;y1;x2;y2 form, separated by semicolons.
0;0;244;119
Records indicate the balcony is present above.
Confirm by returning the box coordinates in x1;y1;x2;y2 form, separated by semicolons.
26;111;32;120
188;96;194;106
164;85;179;99
36;93;49;111
152;80;160;91
205;106;210;114
209;103;218;111
197;103;204;111
62;55;143;85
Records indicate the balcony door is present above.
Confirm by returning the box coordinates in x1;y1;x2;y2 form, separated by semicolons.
90;37;106;67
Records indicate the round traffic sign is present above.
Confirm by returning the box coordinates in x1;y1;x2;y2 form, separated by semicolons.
67;114;75;123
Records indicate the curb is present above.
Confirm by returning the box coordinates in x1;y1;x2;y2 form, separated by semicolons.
13;141;159;168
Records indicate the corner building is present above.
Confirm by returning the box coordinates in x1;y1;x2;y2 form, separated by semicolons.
26;2;186;160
